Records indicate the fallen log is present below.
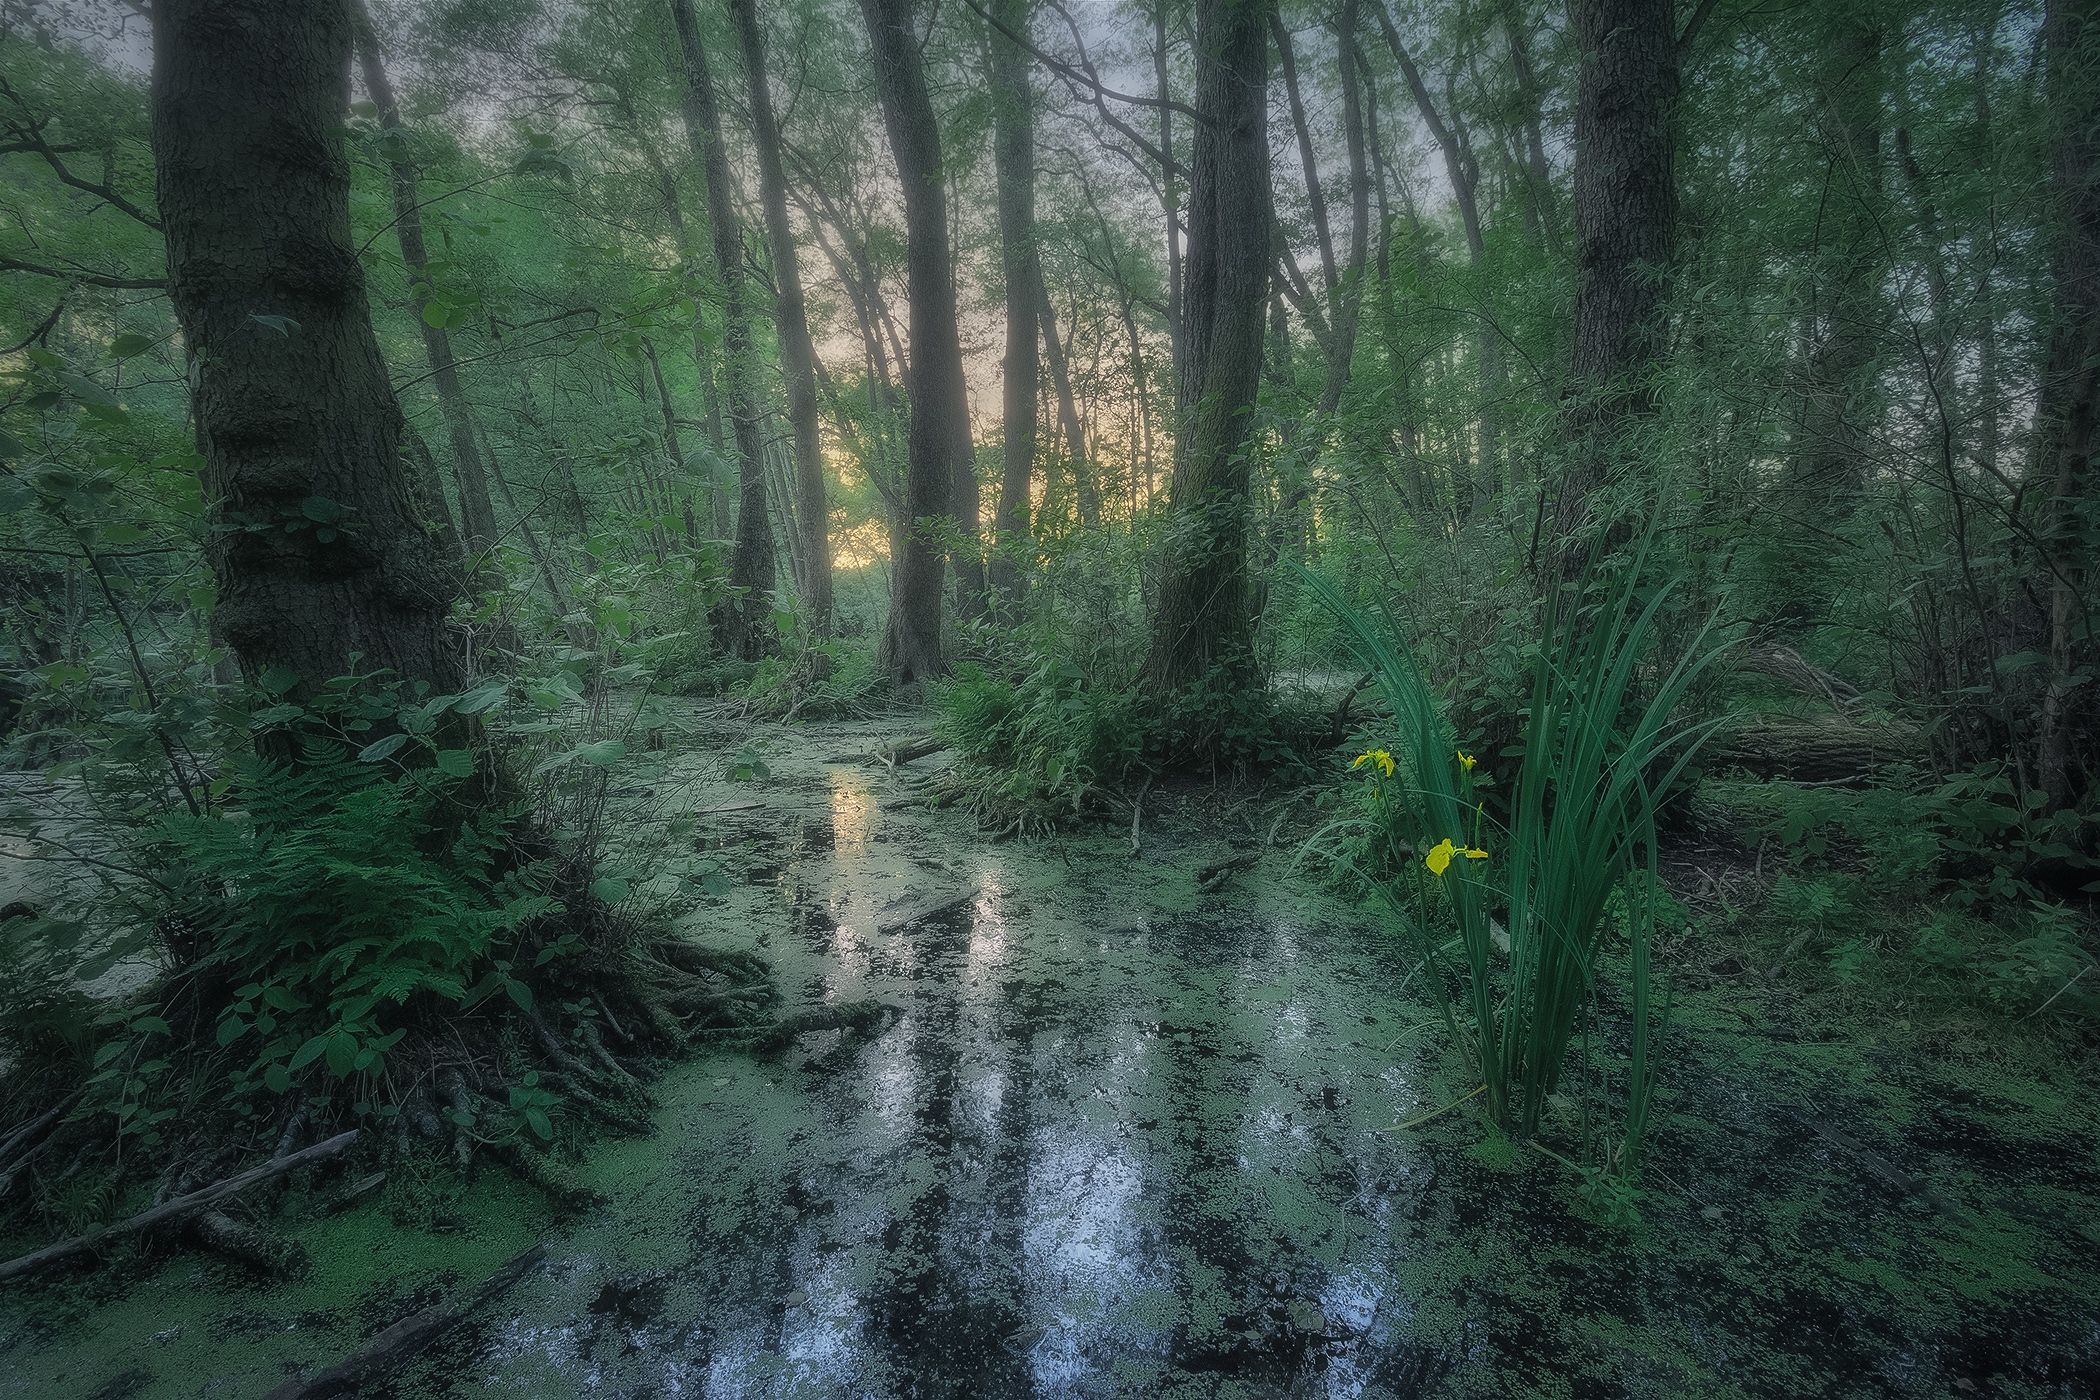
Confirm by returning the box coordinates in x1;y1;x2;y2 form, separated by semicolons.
882;735;949;766
0;1129;356;1284
0;1090;83;1170
260;1243;546;1400
192;1207;306;1276
1704;719;1922;784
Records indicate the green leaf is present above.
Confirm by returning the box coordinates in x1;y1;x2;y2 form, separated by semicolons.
326;1032;358;1078
700;872;731;897
56;372;116;407
258;666;300;696
108;333;155;359
578;739;626;767
591;876;630;905
216;1018;248;1047
94;1041;128;1068
421;301;450;329
358;732;410;763
265;1063;292;1094
434;748;476;777
504;977;533;1011
525;1106;553;1140
289;1034;331;1072
130;1016;171;1036
301;495;342;523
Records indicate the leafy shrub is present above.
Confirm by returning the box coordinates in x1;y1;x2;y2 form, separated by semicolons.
155;745;557;1098
937;658;1147;809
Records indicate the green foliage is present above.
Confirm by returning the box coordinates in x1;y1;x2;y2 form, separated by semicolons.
151;743;555;1102
936;658;1146;810
1306;561;1728;1207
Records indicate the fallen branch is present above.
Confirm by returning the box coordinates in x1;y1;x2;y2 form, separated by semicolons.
0;1090;82;1169
0;1129;356;1283
876;887;979;933
260;1243;546;1400
1196;850;1258;893
192;1208;306;1276
882;735;949;767
1788;1109;1968;1226
752;999;906;1054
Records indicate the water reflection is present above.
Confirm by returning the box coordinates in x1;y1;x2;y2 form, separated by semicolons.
478;764;1436;1396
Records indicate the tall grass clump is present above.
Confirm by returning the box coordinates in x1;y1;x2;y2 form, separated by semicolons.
1305;564;1727;1209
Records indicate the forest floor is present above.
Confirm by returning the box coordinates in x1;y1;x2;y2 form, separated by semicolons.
1;709;2096;1399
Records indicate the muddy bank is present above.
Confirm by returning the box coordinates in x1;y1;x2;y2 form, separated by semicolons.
2;713;2095;1399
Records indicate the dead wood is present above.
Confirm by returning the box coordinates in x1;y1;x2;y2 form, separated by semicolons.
752;999;906;1054
1706;719;1921;783
192;1207;306;1276
260;1243;546;1400
0;1090;82;1170
876;887;979;933
0;1129;356;1283
321;1172;386;1216
1197;850;1259;892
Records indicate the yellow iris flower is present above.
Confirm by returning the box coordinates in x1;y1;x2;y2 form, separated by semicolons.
1352;749;1396;778
1457;751;1476;772
1424;838;1490;875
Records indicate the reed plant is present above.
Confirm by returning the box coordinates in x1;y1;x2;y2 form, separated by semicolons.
1304;565;1727;1201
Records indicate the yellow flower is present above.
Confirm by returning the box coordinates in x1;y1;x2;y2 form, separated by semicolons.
1425;838;1489;876
1458;751;1476;773
1352;749;1395;778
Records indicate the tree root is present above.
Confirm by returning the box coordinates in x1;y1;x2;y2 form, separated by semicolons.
750;1000;906;1055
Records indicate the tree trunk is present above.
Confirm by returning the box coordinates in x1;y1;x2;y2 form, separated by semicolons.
349;0;498;572
668;0;774;660
2034;0;2100;806
1375;0;1504;509
1142;0;1272;696
1038;286;1098;526
727;0;833;639
1782;17;1885;518
1155;0;1183;368
987;0;1041;607
151;0;463;704
862;0;972;688
1552;0;1680;563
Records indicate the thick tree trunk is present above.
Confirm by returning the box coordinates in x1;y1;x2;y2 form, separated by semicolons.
2034;0;2100;806
727;0;833;639
1552;0;1679;562
1143;0;1272;696
151;0;463;704
668;0;774;660
987;0;1041;606
862;0;972;688
350;0;498;572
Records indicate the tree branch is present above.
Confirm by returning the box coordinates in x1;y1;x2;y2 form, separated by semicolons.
0;255;166;289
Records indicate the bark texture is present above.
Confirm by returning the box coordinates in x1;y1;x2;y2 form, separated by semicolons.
987;0;1041;606
1554;0;1680;559
728;0;834;638
669;0;775;659
1143;0;1272;695
862;0;973;687
150;0;463;704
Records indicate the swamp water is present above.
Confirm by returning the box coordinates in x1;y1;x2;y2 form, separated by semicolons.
2;717;2096;1398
